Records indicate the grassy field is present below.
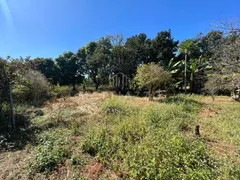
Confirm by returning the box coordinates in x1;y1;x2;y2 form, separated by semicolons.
0;93;240;179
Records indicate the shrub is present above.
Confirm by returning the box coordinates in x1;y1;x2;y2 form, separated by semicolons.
135;63;171;101
14;70;50;104
51;85;72;98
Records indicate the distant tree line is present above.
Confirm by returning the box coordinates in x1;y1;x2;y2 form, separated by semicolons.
1;19;240;102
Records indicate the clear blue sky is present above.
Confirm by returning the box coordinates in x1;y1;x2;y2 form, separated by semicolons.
0;0;239;59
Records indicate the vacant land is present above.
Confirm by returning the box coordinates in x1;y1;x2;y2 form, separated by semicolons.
0;93;240;179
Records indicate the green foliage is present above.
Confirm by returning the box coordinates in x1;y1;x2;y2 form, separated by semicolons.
0;103;11;129
179;39;201;58
86;38;112;90
51;85;73;98
151;30;179;68
28;57;59;84
198;30;224;59
110;45;138;78
82;96;220;179
125;33;152;65
135;63;171;89
28;130;71;175
56;51;85;89
123;134;217;180
70;155;86;166
135;63;171;100
14;69;50;104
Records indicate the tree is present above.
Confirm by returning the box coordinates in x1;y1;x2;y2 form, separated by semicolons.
198;31;224;59
27;57;58;84
135;63;171;101
125;33;152;64
76;47;87;71
206;18;240;100
0;58;9;121
107;34;125;46
110;46;137;78
151;30;178;68
179;39;201;59
19;69;50;103
178;39;208;93
0;57;28;130
55;52;85;90
86;38;112;90
209;37;240;100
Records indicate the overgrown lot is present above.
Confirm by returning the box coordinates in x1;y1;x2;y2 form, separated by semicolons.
0;93;240;179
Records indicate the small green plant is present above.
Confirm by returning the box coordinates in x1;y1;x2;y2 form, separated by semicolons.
70;155;86;166
71;119;82;136
28;130;71;175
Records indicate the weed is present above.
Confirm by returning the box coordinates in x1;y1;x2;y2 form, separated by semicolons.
28;130;71;175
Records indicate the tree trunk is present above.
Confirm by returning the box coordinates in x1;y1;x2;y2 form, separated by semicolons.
190;73;194;93
95;83;99;91
184;51;187;94
93;77;99;91
72;76;76;91
149;85;154;101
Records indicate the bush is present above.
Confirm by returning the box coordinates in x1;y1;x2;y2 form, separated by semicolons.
51;85;73;98
14;70;50;104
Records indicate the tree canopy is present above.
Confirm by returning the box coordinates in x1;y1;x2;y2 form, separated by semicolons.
135;63;171;100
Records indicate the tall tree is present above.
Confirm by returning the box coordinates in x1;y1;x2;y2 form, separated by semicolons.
178;39;208;93
125;33;152;64
151;30;178;68
86;38;112;90
110;45;137;78
28;57;58;84
198;31;224;59
205;18;240;99
56;52;85;90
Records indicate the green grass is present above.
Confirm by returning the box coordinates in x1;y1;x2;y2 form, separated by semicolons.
200;101;240;146
82;95;223;179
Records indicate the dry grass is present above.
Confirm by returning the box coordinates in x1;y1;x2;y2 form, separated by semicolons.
45;92;111;115
0;150;32;180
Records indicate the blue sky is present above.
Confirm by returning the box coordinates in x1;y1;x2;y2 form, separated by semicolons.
0;0;239;59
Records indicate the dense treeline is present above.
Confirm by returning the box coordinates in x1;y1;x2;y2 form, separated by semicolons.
1;20;240;125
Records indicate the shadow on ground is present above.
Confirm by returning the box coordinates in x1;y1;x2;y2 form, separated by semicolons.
161;96;204;106
0;113;37;152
